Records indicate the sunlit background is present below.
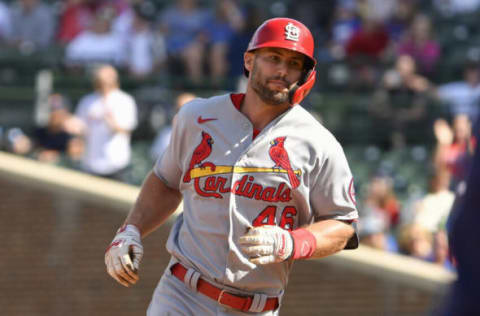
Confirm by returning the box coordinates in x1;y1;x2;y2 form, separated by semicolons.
1;0;475;314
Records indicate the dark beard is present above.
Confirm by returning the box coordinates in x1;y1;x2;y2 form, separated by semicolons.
251;63;290;106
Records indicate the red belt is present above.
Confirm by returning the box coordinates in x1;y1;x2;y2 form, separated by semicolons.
171;263;279;312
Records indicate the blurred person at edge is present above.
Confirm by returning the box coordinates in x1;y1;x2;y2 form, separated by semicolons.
437;118;480;315
150;92;196;162
8;0;54;51
433;114;476;190
64;64;137;181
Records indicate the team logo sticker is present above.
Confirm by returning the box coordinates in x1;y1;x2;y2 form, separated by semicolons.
285;22;300;42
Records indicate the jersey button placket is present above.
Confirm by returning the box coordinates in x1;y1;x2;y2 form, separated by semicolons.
225;155;247;283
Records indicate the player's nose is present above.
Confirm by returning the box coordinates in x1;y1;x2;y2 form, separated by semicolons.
274;61;289;77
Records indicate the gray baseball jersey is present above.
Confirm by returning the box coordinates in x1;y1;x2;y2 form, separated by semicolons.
154;93;358;297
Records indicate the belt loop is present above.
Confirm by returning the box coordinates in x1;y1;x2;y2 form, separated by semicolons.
248;293;268;313
184;268;201;292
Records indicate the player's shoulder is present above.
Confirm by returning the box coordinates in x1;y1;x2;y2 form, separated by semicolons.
287;107;349;166
288;106;341;147
177;93;231;119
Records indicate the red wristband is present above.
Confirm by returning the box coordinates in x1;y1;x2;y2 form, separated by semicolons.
290;228;317;260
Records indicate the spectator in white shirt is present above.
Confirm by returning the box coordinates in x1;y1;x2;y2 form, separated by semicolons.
64;64;138;181
66;6;125;67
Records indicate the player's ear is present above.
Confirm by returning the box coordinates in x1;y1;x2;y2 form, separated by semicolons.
244;52;254;74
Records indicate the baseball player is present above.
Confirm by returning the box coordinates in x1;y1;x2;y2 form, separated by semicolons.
105;17;359;315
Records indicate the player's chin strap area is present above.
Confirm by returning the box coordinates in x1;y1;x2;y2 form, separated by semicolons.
288;69;316;106
170;262;280;312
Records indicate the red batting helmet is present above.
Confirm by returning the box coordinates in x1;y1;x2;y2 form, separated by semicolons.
245;17;317;105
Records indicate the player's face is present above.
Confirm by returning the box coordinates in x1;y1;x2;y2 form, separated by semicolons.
247;48;305;106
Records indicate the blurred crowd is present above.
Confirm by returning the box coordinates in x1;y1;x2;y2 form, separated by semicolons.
2;0;480;270
0;0;262;84
0;0;474;87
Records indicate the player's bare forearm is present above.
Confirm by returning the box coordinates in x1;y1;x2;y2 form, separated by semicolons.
124;171;182;238
304;219;355;259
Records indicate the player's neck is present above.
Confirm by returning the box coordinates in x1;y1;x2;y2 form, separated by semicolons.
242;90;290;130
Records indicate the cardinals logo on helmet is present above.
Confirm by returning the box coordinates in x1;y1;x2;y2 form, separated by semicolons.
183;131;215;183
269;136;300;189
284;22;300;42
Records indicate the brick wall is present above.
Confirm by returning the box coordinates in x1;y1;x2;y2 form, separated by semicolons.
0;174;445;315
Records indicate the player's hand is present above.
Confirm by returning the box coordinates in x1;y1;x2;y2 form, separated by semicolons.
105;224;143;287
239;225;293;265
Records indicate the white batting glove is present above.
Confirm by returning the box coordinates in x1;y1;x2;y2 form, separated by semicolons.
105;224;143;287
239;225;293;265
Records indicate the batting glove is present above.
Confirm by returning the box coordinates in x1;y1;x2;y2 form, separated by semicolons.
239;225;293;265
105;224;143;287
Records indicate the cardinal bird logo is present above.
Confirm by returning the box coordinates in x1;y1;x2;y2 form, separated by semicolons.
269;136;300;189
183;131;215;183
